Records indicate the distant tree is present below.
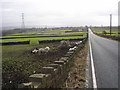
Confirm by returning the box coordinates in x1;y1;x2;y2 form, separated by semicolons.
102;30;107;35
72;28;79;31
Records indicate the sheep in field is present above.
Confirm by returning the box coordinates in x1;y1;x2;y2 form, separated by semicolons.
71;41;82;46
31;48;39;54
69;46;77;51
75;41;82;45
38;47;50;55
59;40;71;48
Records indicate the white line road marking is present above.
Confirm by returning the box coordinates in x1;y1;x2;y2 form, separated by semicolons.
89;28;97;89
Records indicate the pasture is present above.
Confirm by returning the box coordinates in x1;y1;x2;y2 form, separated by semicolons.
2;29;87;88
91;27;119;36
91;27;120;41
1;30;87;45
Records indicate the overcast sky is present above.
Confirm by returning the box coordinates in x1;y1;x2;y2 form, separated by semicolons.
0;0;119;28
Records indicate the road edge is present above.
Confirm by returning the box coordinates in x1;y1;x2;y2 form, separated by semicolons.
89;28;97;89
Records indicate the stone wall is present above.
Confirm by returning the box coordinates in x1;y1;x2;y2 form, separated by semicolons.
18;38;87;88
0;41;30;46
38;38;86;44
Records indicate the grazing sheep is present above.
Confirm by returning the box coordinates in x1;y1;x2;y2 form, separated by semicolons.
38;47;50;55
59;40;71;47
69;48;74;51
75;41;81;45
70;41;82;47
69;46;77;51
73;41;82;45
73;46;77;49
45;47;50;52
31;48;39;54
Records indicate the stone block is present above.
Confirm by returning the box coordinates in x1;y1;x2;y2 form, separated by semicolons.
29;74;49;83
48;64;60;69
42;67;57;74
60;57;69;63
64;51;74;57
29;74;51;88
18;82;33;88
54;61;66;65
67;51;74;54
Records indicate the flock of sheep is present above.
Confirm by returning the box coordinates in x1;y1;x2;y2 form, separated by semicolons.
31;40;82;55
31;47;50;55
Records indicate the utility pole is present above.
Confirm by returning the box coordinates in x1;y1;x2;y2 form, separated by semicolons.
21;13;25;29
101;25;103;32
110;14;112;35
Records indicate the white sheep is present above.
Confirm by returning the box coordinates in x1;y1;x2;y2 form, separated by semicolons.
74;46;77;49
69;46;77;51
69;48;74;51
38;47;50;55
31;48;38;54
75;41;82;45
59;40;71;47
45;47;50;52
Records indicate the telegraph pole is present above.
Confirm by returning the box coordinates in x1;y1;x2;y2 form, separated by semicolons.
110;14;112;35
21;13;25;29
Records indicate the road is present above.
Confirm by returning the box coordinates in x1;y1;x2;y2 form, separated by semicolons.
89;28;119;88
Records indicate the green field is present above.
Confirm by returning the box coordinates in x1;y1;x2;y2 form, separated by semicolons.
2;29;87;88
1;30;87;45
91;27;119;36
91;27;120;41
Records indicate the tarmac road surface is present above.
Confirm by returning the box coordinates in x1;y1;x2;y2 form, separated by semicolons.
89;28;119;88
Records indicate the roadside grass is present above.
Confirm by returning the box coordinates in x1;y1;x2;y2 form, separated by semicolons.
92;28;119;36
62;41;88;88
91;28;120;41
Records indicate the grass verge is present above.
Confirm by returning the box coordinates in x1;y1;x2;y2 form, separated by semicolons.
62;40;88;88
91;28;120;41
93;32;120;42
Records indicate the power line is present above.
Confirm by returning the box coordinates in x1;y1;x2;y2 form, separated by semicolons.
110;14;112;35
21;13;25;29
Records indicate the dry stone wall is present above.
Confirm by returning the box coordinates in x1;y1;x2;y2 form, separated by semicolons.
0;41;30;45
38;38;86;44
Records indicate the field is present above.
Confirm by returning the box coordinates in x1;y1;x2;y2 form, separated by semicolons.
91;27;119;36
91;27;120;41
1;30;87;45
2;29;87;88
